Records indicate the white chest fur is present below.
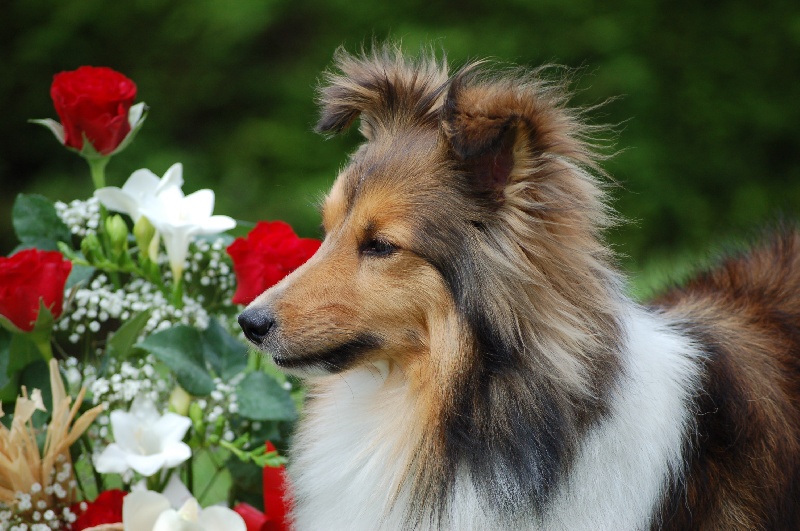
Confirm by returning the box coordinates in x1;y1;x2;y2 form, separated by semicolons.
287;309;702;531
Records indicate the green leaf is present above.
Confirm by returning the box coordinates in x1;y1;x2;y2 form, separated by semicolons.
57;241;82;262
236;371;296;422
0;302;55;361
30;301;55;336
107;310;152;360
202;319;248;380
136;325;214;396
65;263;95;290
0;332;42;402
12;194;73;250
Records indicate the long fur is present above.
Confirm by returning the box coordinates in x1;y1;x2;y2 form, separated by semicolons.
239;44;800;530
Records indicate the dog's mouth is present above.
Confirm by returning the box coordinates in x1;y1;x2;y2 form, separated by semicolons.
269;333;383;375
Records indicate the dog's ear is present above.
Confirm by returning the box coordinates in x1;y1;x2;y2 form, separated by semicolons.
441;65;588;196
314;71;374;138
441;70;528;193
315;45;449;140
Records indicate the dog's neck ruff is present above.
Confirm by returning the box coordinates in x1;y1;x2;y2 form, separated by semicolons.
287;305;703;531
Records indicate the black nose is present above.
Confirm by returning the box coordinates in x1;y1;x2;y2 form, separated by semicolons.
238;307;276;345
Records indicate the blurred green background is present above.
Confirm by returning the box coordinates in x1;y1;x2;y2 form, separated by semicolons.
2;0;799;297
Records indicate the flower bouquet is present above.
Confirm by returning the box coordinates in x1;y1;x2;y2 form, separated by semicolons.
0;66;320;530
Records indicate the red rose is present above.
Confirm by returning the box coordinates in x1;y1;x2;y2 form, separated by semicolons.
233;442;291;531
69;489;127;530
262;441;291;531
227;221;321;306
0;249;72;332
51;66;137;155
234;502;269;531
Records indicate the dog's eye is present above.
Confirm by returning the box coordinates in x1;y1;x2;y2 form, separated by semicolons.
361;238;397;257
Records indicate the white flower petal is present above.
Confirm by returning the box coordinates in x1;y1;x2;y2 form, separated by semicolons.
159;224;195;275
103;399;194;478
157;163;185;194
123;491;172;531
129;102;146;129
201;506;247;531
159;441;192;469
151;186;185;214
181;189;215;220
96;165;187;223
129;395;162;423
196;215;237;235
94;169;162;221
125;452;169;477
153;509;204;531
122;169;160;196
94;188;140;220
93;443;132;474
136;173;233;279
152;412;192;444
162;475;193;510
108;411;139;451
177;498;200;522
123;491;238;531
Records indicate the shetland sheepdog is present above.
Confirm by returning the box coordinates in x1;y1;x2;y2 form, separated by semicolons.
239;45;800;530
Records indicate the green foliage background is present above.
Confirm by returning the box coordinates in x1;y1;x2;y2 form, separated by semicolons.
2;0;799;297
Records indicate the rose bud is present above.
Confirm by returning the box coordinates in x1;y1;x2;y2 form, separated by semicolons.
51;66;137;155
31;66;147;162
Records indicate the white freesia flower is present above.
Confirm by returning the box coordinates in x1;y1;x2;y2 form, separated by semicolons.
123;490;246;531
94;395;192;477
140;185;236;280
94;162;185;222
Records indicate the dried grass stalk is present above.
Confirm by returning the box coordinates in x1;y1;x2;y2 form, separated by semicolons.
0;359;104;513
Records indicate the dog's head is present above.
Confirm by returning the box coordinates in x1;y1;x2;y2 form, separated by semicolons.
239;45;619;391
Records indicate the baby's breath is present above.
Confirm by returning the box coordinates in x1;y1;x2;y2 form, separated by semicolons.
184;237;237;308
81;354;172;444
54;197;100;238
58;274;211;343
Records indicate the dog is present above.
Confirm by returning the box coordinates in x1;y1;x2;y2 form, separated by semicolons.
239;44;800;530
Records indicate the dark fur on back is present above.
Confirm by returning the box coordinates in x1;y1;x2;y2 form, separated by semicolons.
653;228;800;530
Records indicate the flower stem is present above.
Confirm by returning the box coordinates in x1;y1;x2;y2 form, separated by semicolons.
171;276;184;309
146;473;160;492
187;454;194;495
87;156;111;189
81;434;105;496
85;155;120;289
